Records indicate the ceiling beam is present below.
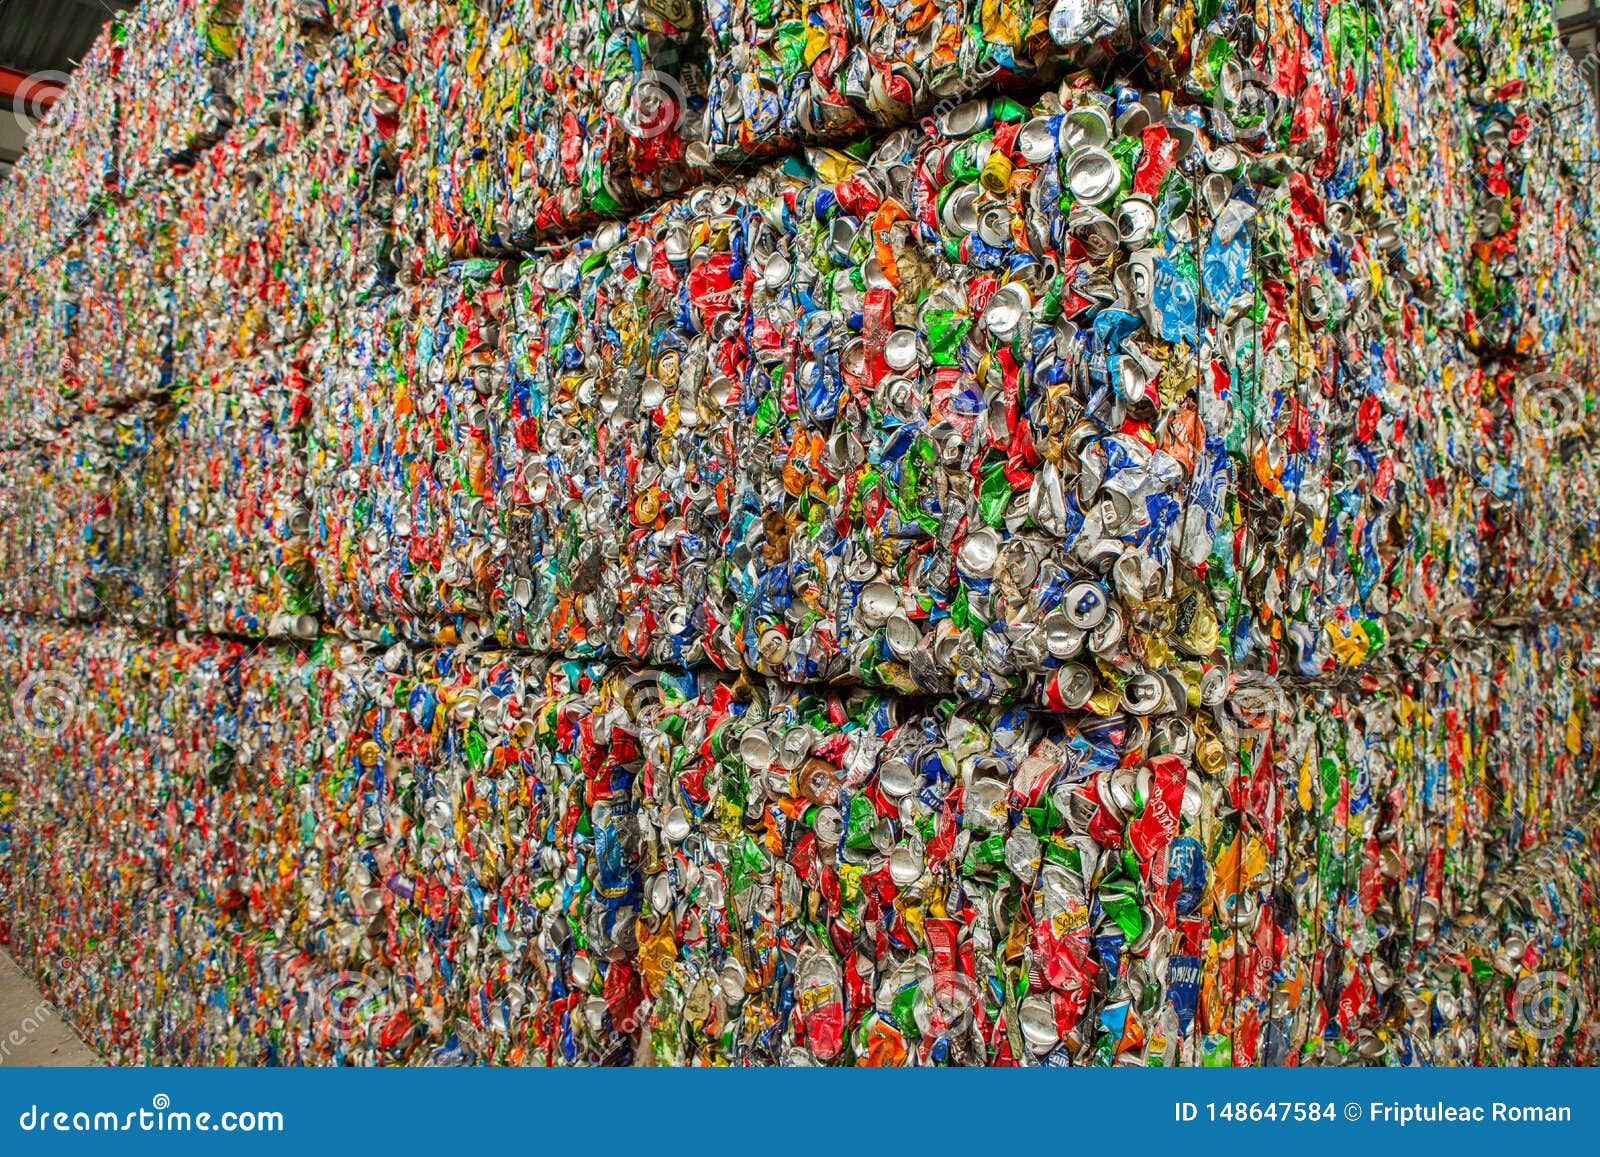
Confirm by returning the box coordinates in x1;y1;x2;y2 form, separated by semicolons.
0;64;59;109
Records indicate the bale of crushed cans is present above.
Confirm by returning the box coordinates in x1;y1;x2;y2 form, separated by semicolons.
2;0;1600;1069
390;0;707;268
167;109;396;383
73;193;178;412
307;270;506;639
163;354;319;638
384;76;1546;695
168;129;283;381
0;253;77;444
116;0;243;189
86;403;174;628
0;435;105;621
694;0;1190;163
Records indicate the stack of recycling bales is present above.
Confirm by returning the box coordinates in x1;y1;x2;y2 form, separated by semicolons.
2;0;1600;1066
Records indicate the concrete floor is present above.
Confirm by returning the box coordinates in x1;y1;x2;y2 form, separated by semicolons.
0;948;98;1066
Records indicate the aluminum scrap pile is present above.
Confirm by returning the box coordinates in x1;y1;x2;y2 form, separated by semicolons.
1;0;1599;1066
2;618;1597;1065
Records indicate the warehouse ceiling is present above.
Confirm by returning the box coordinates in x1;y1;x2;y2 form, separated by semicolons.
0;0;136;175
0;0;133;76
